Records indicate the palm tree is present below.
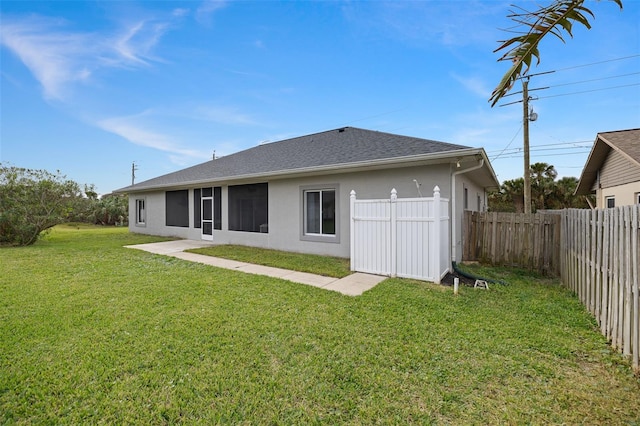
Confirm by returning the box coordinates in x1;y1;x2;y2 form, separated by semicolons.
530;162;557;211
551;176;578;209
501;178;525;213
490;0;623;107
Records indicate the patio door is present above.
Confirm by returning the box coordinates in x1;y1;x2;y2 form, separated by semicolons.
201;188;213;241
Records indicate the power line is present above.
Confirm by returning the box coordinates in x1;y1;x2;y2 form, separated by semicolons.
550;54;640;73
492;150;591;160
487;139;592;155
490;124;522;161
500;55;640;105
489;140;593;153
490;148;588;159
490;145;591;154
488;139;592;151
536;82;640;100
548;71;640;88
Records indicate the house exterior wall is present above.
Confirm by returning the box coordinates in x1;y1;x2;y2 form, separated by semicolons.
597;149;640;189
452;173;487;262
597;181;640;208
127;163;489;261
129;190;191;239
591;149;640;208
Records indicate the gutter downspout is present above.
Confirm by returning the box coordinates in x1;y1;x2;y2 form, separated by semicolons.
451;159;484;265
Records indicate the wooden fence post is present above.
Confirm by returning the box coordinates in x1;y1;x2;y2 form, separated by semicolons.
623;206;632;357
632;205;639;371
602;208;610;338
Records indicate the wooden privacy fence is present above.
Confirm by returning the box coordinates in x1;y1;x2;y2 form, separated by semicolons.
560;206;640;372
463;211;562;276
350;187;449;283
463;207;640;372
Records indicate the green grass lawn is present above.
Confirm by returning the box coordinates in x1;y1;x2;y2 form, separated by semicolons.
187;244;352;278
1;225;639;424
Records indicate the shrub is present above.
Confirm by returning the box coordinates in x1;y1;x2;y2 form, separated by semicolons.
0;165;82;245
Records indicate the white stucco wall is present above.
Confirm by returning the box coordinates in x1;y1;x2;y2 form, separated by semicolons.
597;181;640;207
129;190;190;239
127;163;489;261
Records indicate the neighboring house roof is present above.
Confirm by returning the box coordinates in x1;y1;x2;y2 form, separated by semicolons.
115;126;498;192
575;128;640;195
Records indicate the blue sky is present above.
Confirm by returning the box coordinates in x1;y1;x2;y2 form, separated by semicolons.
1;0;638;195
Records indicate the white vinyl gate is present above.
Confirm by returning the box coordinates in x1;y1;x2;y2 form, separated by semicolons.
349;186;450;283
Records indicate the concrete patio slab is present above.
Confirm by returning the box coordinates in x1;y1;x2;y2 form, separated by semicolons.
125;240;216;255
172;252;247;269
322;273;388;296
234;263;294;279
125;240;386;296
276;271;338;288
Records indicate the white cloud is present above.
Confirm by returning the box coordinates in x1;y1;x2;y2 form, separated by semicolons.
196;0;226;25
113;21;152;65
193;105;259;126
172;8;190;18
101;19;173;68
342;1;508;48
0;16;92;100
451;73;492;98
449;107;521;149
97;115;209;163
0;14;176;100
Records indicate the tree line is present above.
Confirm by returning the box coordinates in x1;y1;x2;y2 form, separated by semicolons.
0;161;594;245
0;164;128;246
488;162;593;213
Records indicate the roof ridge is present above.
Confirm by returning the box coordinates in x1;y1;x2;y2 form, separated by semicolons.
115;127;480;193
598;127;640;135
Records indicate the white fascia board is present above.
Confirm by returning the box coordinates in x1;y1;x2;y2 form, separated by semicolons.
123;148;487;192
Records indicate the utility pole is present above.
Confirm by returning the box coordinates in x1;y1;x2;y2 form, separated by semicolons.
522;78;531;214
499;72;548;213
131;162;138;186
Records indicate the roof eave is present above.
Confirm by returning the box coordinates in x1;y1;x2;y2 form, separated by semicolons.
575;135;608;195
117;148;490;193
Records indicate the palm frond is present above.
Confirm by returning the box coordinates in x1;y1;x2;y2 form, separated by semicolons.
489;0;623;107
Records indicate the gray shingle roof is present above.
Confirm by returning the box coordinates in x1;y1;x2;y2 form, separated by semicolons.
116;127;473;192
600;128;640;164
575;128;640;195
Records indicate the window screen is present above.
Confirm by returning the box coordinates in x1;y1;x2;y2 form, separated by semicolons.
193;189;201;229
166;190;189;227
228;183;268;233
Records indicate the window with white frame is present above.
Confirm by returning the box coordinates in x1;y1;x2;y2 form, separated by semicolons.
605;196;615;208
135;198;146;226
636;192;640;205
302;186;339;242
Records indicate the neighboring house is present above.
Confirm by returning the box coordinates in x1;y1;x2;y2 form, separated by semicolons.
115;127;499;263
575;128;640;208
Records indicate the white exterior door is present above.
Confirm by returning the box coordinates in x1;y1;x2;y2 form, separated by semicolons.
201;190;213;241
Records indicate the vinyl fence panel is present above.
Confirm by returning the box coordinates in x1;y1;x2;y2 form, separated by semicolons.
350;187;449;283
